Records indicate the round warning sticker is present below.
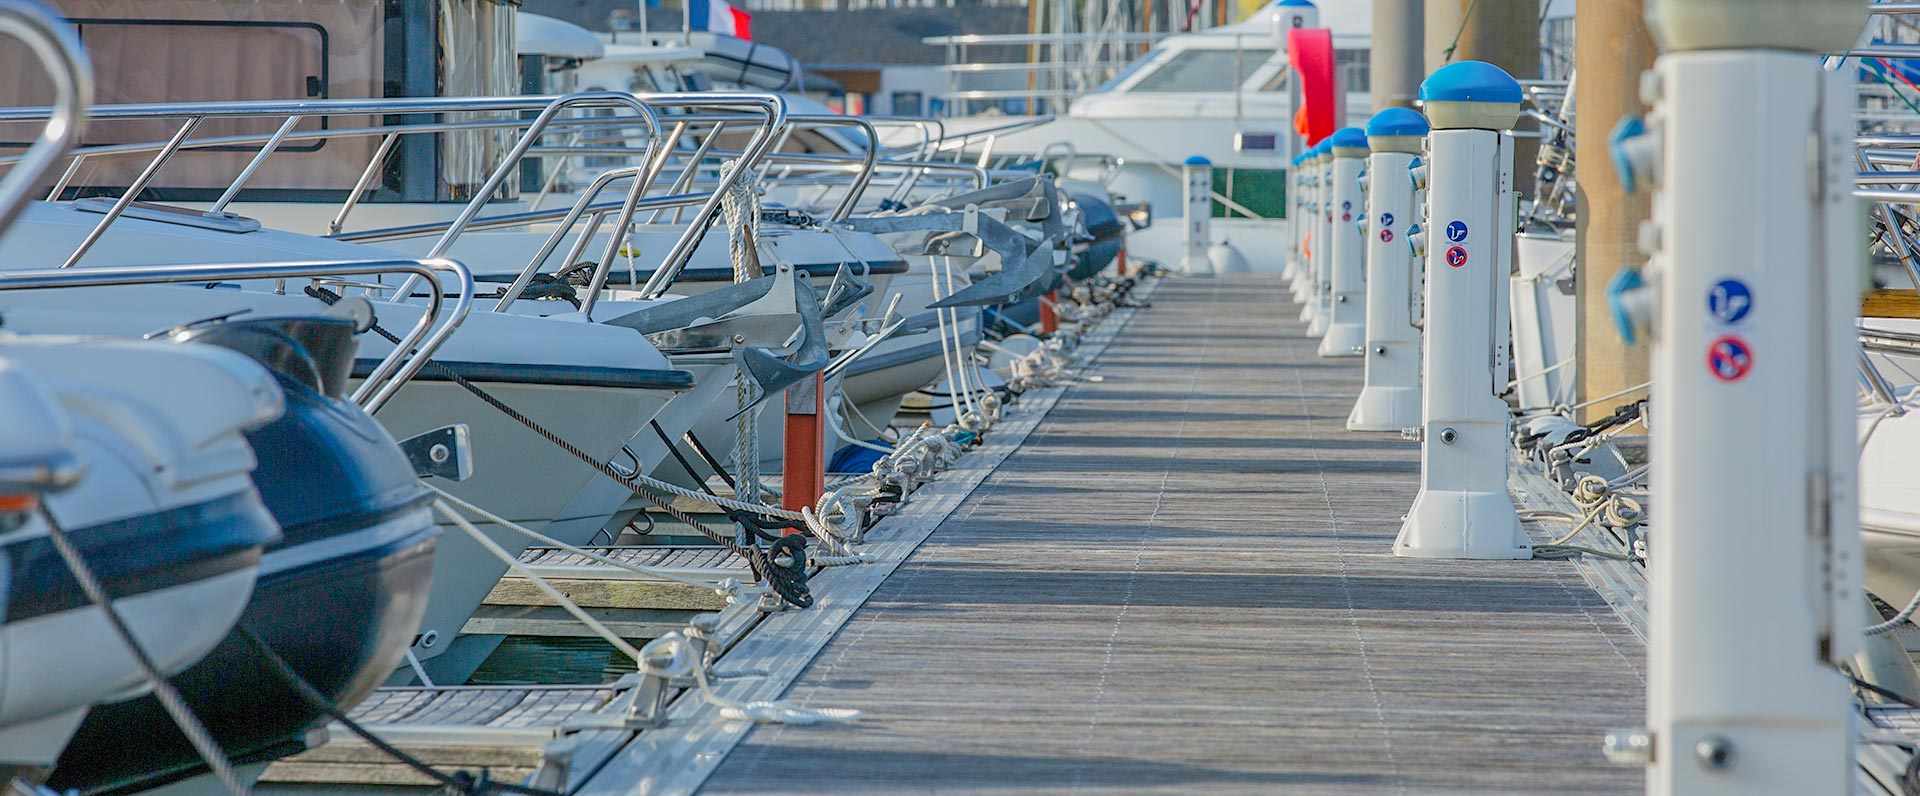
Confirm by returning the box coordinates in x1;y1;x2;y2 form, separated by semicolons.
1707;279;1753;325
1706;335;1753;382
1444;246;1468;268
1380;229;1395;243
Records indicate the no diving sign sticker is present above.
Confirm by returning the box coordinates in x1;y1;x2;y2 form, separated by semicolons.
1706;335;1753;383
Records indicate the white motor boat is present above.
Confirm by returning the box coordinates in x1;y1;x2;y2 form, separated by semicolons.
0;203;693;681
0;338;282;777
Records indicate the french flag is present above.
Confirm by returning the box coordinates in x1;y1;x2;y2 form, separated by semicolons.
690;0;752;39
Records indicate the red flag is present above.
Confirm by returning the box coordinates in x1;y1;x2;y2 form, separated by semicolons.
1287;28;1337;146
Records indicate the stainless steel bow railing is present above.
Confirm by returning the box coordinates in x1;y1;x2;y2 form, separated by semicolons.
0;258;475;414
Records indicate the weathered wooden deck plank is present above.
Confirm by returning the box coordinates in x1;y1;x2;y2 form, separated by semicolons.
697;274;1646;795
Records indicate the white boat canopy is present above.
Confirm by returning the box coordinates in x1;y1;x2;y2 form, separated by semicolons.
517;13;605;61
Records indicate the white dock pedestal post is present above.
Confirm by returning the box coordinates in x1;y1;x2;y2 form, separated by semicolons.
1179;155;1215;277
1318;127;1371;357
1348;108;1429;430
1282;152;1305;285
1299;141;1329;322
1392;61;1527;560
1296;144;1320;312
1291;152;1315;303
1305;143;1335;335
1604;1;1866;792
1274;0;1320;298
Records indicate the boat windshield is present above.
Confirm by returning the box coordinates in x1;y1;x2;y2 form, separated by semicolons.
1125;47;1277;93
1093;53;1160;93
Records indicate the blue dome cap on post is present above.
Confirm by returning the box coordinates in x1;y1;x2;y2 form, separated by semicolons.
1183;155;1212;167
1368;107;1430;154
1367;107;1431;137
1310;138;1333;159
1419;60;1524;104
1328;126;1369;158
1276;0;1315;6
1419;60;1524;130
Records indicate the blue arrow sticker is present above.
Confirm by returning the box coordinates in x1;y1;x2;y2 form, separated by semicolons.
1380;212;1395;227
1707;279;1752;325
1445;221;1469;242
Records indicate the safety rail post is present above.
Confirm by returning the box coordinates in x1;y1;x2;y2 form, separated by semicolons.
781;374;825;523
1318;126;1371;357
1391;61;1529;559
1348;108;1430;430
1040;290;1059;334
1180;155;1215;277
1604;0;1866;791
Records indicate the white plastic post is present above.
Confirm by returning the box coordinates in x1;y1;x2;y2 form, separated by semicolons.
1610;1;1866;791
1393;62;1528;560
1349;108;1429;430
1282;153;1304;284
1296;146;1324;312
1180;155;1215;277
1275;0;1318;292
1306;147;1335;336
1319;127;1370;357
1265;0;1318;46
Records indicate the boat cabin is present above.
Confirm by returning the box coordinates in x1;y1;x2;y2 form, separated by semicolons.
0;0;528;204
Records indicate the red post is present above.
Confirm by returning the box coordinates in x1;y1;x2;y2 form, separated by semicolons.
1117;245;1128;277
780;372;825;526
1039;289;1059;335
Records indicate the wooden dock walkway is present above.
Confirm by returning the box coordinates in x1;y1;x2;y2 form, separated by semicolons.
695;274;1646;795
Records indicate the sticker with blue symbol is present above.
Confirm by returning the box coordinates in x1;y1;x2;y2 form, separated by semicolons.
1707;279;1752;325
1707;335;1753;383
1445;221;1469;242
1380;212;1394;227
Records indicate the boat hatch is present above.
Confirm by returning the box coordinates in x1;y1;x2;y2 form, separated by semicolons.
70;197;260;233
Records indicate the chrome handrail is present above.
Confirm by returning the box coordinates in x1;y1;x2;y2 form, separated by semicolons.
635;93;789;299
0;91;789;306
0;259;474;414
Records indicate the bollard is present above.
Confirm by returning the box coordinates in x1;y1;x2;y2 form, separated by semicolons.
1292;148;1320;305
1348;107;1429;430
1282;152;1305;285
1317;126;1371;357
1608;1;1865;792
1273;0;1319;291
1392;61;1528;560
1039;289;1059;334
1180;155;1215;277
781;373;825;523
1305;141;1336;334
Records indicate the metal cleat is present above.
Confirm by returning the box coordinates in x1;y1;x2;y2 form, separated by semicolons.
565;634;695;731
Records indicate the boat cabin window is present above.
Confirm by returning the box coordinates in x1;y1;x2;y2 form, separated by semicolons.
0;0;522;204
1093;54;1158;93
1127;47;1277;93
1336;48;1371;93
